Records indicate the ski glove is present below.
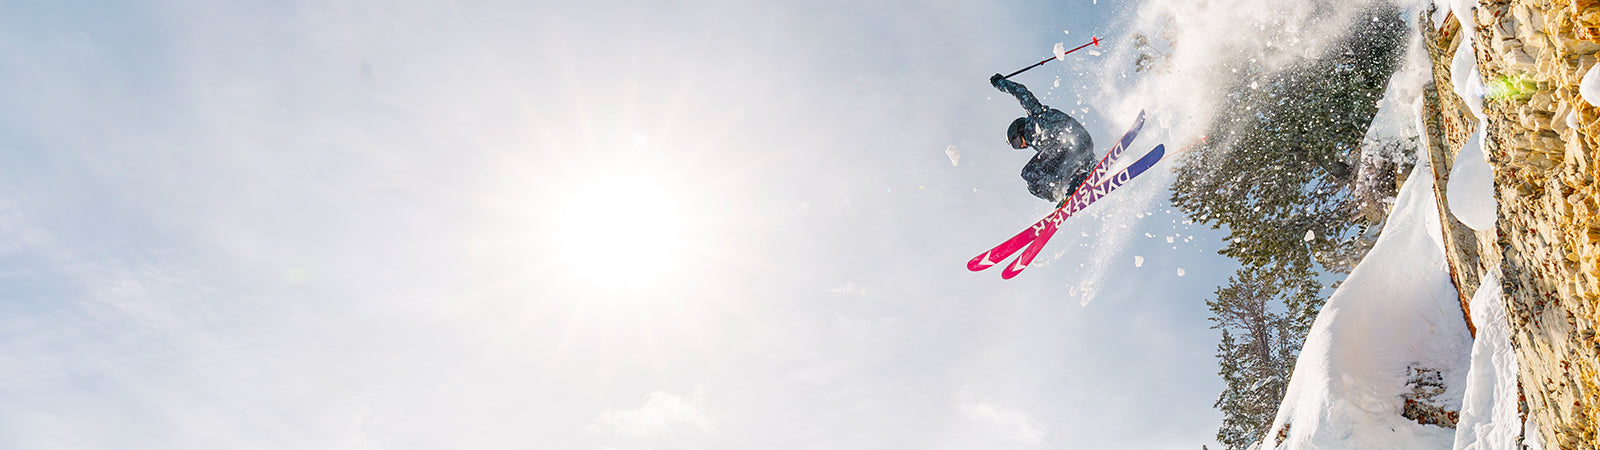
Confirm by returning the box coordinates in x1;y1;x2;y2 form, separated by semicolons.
990;73;1006;88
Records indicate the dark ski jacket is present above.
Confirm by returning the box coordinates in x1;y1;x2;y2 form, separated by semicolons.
992;76;1095;202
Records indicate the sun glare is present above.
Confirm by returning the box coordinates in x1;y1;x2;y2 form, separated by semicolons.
542;149;705;297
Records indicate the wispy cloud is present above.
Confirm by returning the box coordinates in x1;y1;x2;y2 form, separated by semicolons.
825;281;868;297
960;398;1044;445
590;388;715;439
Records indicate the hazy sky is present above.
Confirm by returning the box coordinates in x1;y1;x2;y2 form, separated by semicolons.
0;0;1425;448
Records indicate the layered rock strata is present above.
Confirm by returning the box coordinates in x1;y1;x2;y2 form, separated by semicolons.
1424;1;1600;447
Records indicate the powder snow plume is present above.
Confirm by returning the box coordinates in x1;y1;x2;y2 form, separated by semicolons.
1046;0;1434;305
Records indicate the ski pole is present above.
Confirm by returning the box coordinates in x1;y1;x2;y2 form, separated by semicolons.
1001;36;1101;79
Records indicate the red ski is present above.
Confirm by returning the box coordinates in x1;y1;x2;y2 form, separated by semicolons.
998;144;1166;279
970;134;1209;279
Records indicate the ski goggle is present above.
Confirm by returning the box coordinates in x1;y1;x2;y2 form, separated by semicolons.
1009;134;1027;149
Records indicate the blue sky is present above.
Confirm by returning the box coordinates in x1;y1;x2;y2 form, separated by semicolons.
0;0;1278;448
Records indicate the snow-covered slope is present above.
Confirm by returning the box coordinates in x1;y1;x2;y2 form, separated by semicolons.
1261;162;1475;449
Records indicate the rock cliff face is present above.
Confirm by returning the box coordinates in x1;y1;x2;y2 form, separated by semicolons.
1424;1;1600;448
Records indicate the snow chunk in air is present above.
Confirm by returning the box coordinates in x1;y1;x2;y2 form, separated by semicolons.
946;145;961;166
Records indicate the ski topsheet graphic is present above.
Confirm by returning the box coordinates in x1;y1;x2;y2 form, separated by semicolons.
996;144;1165;279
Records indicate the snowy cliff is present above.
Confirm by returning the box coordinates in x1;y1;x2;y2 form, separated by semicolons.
1244;0;1600;447
1415;0;1600;448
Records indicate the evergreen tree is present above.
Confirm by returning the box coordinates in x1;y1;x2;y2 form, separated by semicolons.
1209;266;1303;449
1171;3;1408;273
1213;328;1252;449
1175;4;1411;449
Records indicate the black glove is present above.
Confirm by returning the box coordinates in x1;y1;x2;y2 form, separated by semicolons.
990;73;1006;88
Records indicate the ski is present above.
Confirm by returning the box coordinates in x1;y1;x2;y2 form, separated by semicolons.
1081;110;1145;189
998;144;1167;279
966;111;1145;272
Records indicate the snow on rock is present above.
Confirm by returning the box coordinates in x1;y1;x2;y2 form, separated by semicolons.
945;145;961;166
1523;416;1544;450
1430;0;1453;29
1582;63;1600;107
1447;120;1498;231
1453;271;1523;450
1441;0;1498;232
1263;164;1473;449
1450;17;1486;120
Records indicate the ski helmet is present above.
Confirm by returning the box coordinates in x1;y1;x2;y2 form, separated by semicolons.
1006;117;1030;149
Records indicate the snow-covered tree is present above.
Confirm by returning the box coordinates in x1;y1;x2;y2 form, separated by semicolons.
1171;3;1411;448
1171;2;1407;273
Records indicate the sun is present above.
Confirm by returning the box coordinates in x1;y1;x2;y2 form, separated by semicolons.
539;145;707;297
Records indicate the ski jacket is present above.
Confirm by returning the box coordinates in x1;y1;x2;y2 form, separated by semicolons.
992;77;1095;202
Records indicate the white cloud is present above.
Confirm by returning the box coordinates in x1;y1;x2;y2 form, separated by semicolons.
590;389;715;438
825;282;868;297
961;400;1044;445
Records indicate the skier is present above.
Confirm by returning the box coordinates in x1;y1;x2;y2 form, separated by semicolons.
990;73;1096;203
